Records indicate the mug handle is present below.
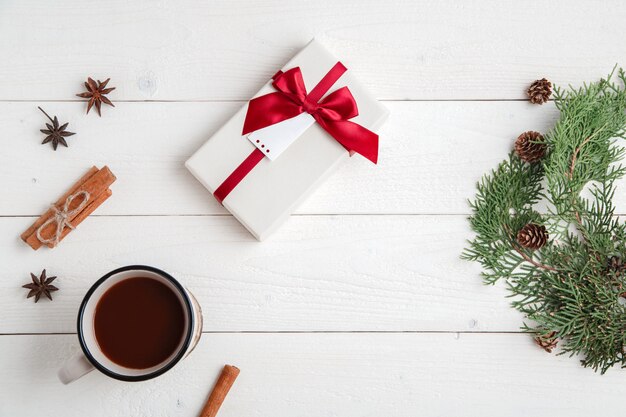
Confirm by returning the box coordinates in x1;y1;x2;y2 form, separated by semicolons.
58;352;94;384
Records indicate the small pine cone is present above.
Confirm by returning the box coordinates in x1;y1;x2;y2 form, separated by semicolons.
607;256;624;274
534;331;558;353
527;78;552;104
517;223;548;250
515;131;546;163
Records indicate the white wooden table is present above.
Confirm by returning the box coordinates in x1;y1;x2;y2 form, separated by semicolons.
2;1;625;415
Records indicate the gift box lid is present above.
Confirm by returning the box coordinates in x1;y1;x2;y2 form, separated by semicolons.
185;40;389;240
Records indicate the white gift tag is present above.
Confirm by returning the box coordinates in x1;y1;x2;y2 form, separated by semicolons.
247;113;316;161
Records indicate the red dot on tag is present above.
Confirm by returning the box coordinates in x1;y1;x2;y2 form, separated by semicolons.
256;140;259;143
261;144;265;148
266;149;270;153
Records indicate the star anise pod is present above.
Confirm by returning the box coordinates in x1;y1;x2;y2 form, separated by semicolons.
38;107;76;150
22;269;59;303
76;77;115;116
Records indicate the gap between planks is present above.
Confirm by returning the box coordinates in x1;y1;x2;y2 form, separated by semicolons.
0;213;473;218
0;330;525;336
0;99;537;103
4;213;626;218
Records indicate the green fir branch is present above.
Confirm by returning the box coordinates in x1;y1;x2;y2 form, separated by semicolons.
463;68;626;373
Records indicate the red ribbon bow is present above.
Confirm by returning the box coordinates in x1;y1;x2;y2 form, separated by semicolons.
243;62;379;164
213;62;378;204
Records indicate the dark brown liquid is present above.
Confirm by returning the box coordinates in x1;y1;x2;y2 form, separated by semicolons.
94;277;186;369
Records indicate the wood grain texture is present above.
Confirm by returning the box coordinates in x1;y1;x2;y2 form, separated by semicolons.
0;215;521;334
0;101;566;216
0;333;624;417
1;0;625;101
3;1;626;415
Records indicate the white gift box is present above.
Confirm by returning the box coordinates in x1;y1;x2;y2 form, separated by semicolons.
185;40;389;240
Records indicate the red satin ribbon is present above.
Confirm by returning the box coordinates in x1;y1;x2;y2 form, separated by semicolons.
214;62;378;204
213;148;265;204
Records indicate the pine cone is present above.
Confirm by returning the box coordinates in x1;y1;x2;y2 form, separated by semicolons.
517;223;548;250
534;331;558;353
515;131;546;163
527;78;552;104
606;256;624;274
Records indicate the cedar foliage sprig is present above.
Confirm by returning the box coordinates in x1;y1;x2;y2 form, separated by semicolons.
463;68;626;373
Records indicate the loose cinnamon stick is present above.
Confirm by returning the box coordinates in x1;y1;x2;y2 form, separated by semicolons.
199;365;240;417
21;166;116;250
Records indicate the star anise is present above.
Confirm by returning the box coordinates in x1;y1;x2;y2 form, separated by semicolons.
38;107;76;150
22;269;59;303
76;77;115;116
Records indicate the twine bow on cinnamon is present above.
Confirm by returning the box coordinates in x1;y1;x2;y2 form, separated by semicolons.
21;166;116;250
35;191;90;247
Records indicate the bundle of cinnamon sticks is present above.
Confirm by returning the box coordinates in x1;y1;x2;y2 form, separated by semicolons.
21;166;116;250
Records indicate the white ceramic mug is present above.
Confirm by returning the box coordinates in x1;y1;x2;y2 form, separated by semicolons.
58;265;203;384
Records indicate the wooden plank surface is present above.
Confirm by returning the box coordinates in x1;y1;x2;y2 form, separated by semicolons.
9;100;626;216
1;0;625;101
3;0;626;415
0;333;623;417
0;100;564;216
0;215;522;334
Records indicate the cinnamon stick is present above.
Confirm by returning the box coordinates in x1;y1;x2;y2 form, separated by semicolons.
20;166;98;241
43;188;112;246
21;166;116;250
199;365;240;417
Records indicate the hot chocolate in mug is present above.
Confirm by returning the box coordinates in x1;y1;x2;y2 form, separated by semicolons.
58;265;203;383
